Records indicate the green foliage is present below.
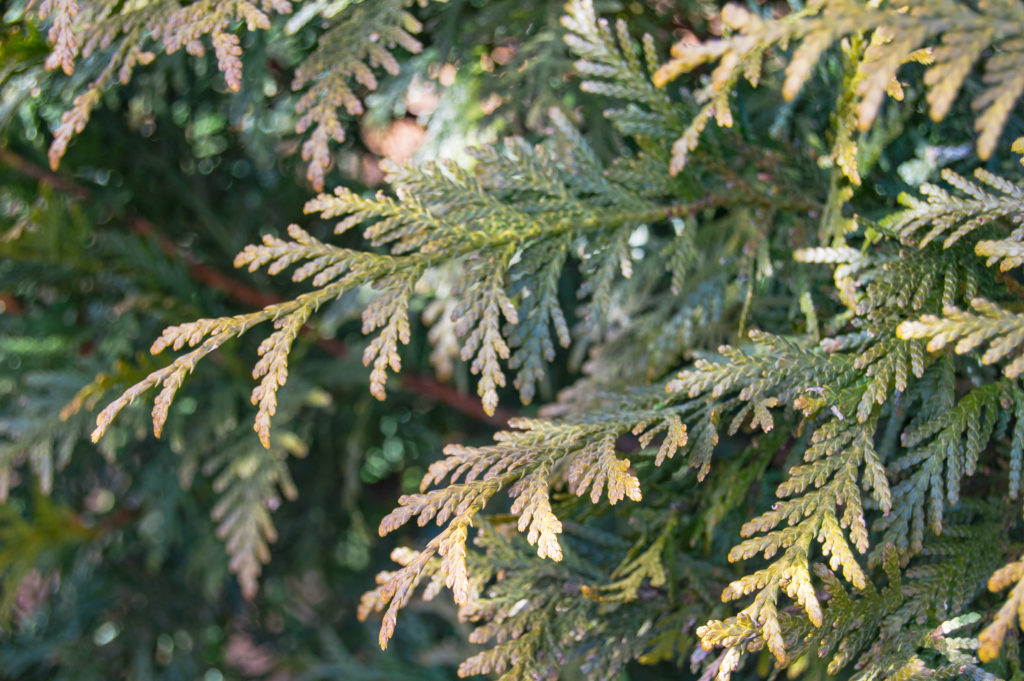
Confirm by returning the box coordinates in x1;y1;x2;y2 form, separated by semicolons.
9;0;1024;679
653;0;1024;170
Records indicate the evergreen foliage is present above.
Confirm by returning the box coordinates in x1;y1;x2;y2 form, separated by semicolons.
7;0;1024;679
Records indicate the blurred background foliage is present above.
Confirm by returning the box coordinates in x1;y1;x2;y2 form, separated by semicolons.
0;1;715;678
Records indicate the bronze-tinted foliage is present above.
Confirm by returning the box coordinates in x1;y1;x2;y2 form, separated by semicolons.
34;0;424;187
25;0;1024;678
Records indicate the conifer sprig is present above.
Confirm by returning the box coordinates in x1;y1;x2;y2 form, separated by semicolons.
36;0;288;169
653;0;1024;171
886;168;1024;250
898;299;1024;379
91;118;786;445
34;0;427;186
208;439;300;599
291;0;425;190
361;390;722;650
561;0;684;142
981;554;1024;662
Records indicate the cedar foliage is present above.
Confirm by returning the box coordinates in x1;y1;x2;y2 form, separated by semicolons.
7;0;1024;679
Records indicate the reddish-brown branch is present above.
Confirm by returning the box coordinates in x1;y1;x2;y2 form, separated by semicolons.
126;216;282;310
0;147;277;309
0;147;89;200
401;373;514;427
1;148;513;428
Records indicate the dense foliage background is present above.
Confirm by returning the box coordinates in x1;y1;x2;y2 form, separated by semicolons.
7;0;1024;680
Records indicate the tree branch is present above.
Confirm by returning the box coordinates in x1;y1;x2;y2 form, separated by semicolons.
0;148;512;427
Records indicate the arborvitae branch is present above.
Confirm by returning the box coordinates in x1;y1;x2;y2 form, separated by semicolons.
208;439;299;598
653;0;1024;170
34;0;428;186
91;117;784;445
886;168;1024;250
898;299;1024;378
291;0;425;190
37;0;288;169
981;555;1024;662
